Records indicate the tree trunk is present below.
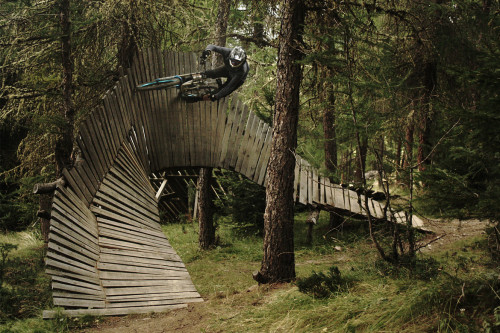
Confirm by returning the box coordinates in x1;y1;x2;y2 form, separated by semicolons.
212;0;232;67
117;0;138;70
322;69;343;229
198;0;231;249
197;168;215;249
55;0;75;177
403;111;415;169
417;61;437;171
354;136;368;185
254;0;305;284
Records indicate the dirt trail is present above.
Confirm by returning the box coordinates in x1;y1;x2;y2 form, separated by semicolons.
416;218;492;253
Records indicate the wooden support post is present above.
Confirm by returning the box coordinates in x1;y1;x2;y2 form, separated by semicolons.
305;206;320;246
33;177;66;243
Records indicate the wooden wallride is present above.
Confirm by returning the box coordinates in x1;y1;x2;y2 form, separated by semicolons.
43;50;423;318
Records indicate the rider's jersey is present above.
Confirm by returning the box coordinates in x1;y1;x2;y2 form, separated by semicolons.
204;45;250;100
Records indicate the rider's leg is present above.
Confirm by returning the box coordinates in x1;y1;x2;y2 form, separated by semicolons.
203;66;229;79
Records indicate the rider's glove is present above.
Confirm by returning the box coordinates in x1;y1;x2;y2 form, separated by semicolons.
201;49;211;59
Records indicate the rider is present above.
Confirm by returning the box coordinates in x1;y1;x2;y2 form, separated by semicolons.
199;45;249;102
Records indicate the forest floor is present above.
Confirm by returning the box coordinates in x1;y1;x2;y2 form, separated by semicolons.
78;217;496;333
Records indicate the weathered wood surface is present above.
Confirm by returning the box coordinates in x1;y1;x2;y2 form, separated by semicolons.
45;49;424;317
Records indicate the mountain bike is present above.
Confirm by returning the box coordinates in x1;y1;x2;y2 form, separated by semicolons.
136;54;219;101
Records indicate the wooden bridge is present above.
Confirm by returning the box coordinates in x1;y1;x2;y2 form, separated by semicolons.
42;50;421;318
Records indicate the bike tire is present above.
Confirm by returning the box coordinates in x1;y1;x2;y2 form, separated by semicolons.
136;76;182;91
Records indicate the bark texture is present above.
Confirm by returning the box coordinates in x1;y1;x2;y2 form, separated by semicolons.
198;0;232;249
254;0;305;284
197;168;215;250
55;0;75;177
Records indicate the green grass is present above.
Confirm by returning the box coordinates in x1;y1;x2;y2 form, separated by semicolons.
163;213;499;332
0;213;498;333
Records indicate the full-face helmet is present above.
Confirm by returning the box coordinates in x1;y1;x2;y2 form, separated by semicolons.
229;46;246;68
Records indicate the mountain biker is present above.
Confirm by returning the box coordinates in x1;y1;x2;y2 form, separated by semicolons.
199;45;249;102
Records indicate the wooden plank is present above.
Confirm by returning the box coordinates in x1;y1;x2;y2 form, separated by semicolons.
91;206;159;232
99;253;183;267
45;258;99;280
227;100;249;169
136;50;157;170
54;186;95;222
98;227;171;249
79;121;106;180
92;197;159;230
122;142;155;192
143;48;161;171
53;298;105;309
106;291;200;301
76;135;101;186
61;168;87;205
50;210;98;247
87;107;113;173
106;170;158;211
105;298;203;308
127;64;151;171
74;160;98;200
51;281;104;296
98;224;167;248
293;158;300;202
43;304;187;318
255;125;273;185
68;167;93;204
98;237;177;256
99;247;179;263
97;217;166;241
112;83;132;148
99;271;189;281
312;169;319;204
299;160;308;205
51;275;102;292
332;187;345;210
47;241;97;268
212;97;229;167
94;103;115;167
104;284;197;296
49;216;99;252
96;181;159;222
125;69;149;169
246;122;268;180
240;120;261;178
115;150;153;193
160;51;175;168
48;233;99;261
235;111;257;173
101;278;192;288
46;251;98;275
149;48;164;169
219;97;240;166
53;192;98;235
52;291;104;300
46;268;100;286
324;178;333;206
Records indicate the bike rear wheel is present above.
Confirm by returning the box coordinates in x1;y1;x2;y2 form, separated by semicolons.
136;76;183;91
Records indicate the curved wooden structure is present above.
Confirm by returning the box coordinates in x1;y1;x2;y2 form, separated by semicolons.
43;50;420;318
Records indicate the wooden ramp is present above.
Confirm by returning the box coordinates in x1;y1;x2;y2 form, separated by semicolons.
43;50;420;318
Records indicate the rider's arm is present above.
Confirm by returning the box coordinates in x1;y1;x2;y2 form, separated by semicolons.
205;45;232;58
212;72;245;100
